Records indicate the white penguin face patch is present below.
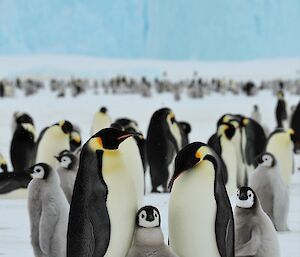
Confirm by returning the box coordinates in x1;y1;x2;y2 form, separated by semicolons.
138;209;160;228
30;165;45;179
60;156;72;169
260;154;273;167
236;189;254;209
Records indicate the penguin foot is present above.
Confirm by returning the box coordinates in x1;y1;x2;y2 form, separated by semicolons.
151;189;161;193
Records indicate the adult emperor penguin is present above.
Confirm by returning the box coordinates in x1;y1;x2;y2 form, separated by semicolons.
290;101;300;151
55;150;79;204
235;187;280;257
249;153;289;231
27;163;69;257
266;128;295;186
68;128;139;257
126;206;178;257
11;111;34;134
208;122;237;196
168;142;234;257
69;125;82;152
147;108;182;192
35;120;73;168
91;106;112;135
275;90;287;129
10;123;35;172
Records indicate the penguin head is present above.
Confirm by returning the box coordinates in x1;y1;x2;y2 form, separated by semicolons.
70;131;81;145
178;121;192;135
217;122;235;140
110;122;125;131
256;152;276;168
288;128;297;144
28;163;52;180
90;128;135;150
236;187;256;209
169;142;216;190
55;150;77;170
136;206;161;228
0;155;7;172
55;120;73;135
100;107;107;113
14;112;34;126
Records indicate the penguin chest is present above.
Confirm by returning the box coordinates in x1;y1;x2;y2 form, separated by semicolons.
102;164;138;257
220;137;238;196
169;165;220;257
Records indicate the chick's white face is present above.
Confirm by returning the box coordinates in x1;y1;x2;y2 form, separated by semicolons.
236;189;254;209
30;165;45;179
138;209;160;228
261;154;273;167
60;156;72;169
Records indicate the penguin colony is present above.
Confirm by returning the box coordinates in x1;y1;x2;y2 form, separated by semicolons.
0;87;299;257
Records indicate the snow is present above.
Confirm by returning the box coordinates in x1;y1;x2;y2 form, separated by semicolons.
0;86;300;256
0;0;299;60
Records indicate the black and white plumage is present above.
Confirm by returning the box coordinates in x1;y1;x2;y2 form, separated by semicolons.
126;206;178;257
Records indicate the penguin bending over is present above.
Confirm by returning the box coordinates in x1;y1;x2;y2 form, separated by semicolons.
235;187;280;257
126;206;178;257
35;120;73;168
147;108;182;192
27;163;69;257
266;128;295;186
168;142;234;257
249;153;289;231
55;150;79;204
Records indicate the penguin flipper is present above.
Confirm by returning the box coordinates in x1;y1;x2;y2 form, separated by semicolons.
39;201;58;255
235;228;260;257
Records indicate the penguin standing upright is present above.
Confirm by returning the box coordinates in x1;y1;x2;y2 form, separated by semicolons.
27;163;69;257
249;153;289;231
69;128;140;257
55;150;79;204
11;111;34;134
266;128;295;186
147;108;182;192
10;123;35;172
275;90;287;129
126;206;179;257
251;105;262;124
35;120;73;168
168;142;234;257
235;187;280;257
91;107;112;135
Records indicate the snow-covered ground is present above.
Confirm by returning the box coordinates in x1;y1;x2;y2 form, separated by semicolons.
0;87;299;256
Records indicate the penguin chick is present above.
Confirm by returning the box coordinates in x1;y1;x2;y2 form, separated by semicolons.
235;187;280;257
249;153;289;231
55;150;79;203
27;163;69;257
126;206;178;257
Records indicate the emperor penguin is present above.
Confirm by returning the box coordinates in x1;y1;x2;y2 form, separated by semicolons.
55;150;79;204
126;206;179;257
266;128;295;186
0;153;8;173
178;121;191;147
147;108;182;192
234;187;280;257
290;101;300;151
91;106;112;135
251;105;262;124
27;163;69;257
69;128;140;257
11;111;34;134
249;153;289;231
69;125;82;152
168;142;234;257
208;122;238;196
10;123;35;172
275;90;288;129
35;120;73;168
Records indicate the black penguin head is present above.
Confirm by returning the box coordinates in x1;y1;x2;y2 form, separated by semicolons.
100;107;107;113
55;150;77;170
169;142;216;190
55;120;73;134
110;122;125;131
28;163;52;180
255;152;276;168
217;122;235;140
15;112;34;126
70;131;81;145
236;187;256;209
136;206;161;228
288;128;297;144
179;121;191;134
90;128;135;150
0;160;7;173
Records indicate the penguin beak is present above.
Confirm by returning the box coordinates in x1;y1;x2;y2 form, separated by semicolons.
239;191;248;200
146;214;154;222
54;156;60;161
255;154;263;166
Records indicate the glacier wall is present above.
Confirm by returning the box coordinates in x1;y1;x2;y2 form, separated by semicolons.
0;0;299;60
